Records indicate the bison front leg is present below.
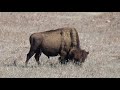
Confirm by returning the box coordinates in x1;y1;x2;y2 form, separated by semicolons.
59;50;67;64
58;55;69;63
73;59;81;65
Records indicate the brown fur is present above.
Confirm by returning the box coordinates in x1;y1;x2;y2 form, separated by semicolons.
69;48;89;64
25;27;80;66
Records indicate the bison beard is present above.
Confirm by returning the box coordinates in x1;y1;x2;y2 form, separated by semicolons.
25;27;89;66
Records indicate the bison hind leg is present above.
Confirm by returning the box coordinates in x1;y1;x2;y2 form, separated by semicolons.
34;48;41;65
26;50;35;67
26;45;40;67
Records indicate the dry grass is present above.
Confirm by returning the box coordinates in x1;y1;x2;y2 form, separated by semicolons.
0;12;120;78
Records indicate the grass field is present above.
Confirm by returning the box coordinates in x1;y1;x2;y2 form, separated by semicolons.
0;12;120;78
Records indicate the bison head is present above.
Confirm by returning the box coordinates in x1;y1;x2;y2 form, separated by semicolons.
69;48;89;64
79;49;89;63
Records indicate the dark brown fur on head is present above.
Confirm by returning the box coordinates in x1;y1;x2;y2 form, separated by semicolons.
79;49;89;63
69;48;89;63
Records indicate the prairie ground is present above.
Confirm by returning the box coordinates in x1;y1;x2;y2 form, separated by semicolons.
0;12;120;78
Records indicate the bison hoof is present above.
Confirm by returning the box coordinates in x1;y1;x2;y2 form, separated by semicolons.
74;61;82;66
60;60;67;65
37;62;40;66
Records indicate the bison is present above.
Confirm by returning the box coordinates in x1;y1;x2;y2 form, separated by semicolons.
25;27;89;66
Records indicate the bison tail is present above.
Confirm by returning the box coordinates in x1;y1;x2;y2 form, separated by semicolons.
29;35;34;46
